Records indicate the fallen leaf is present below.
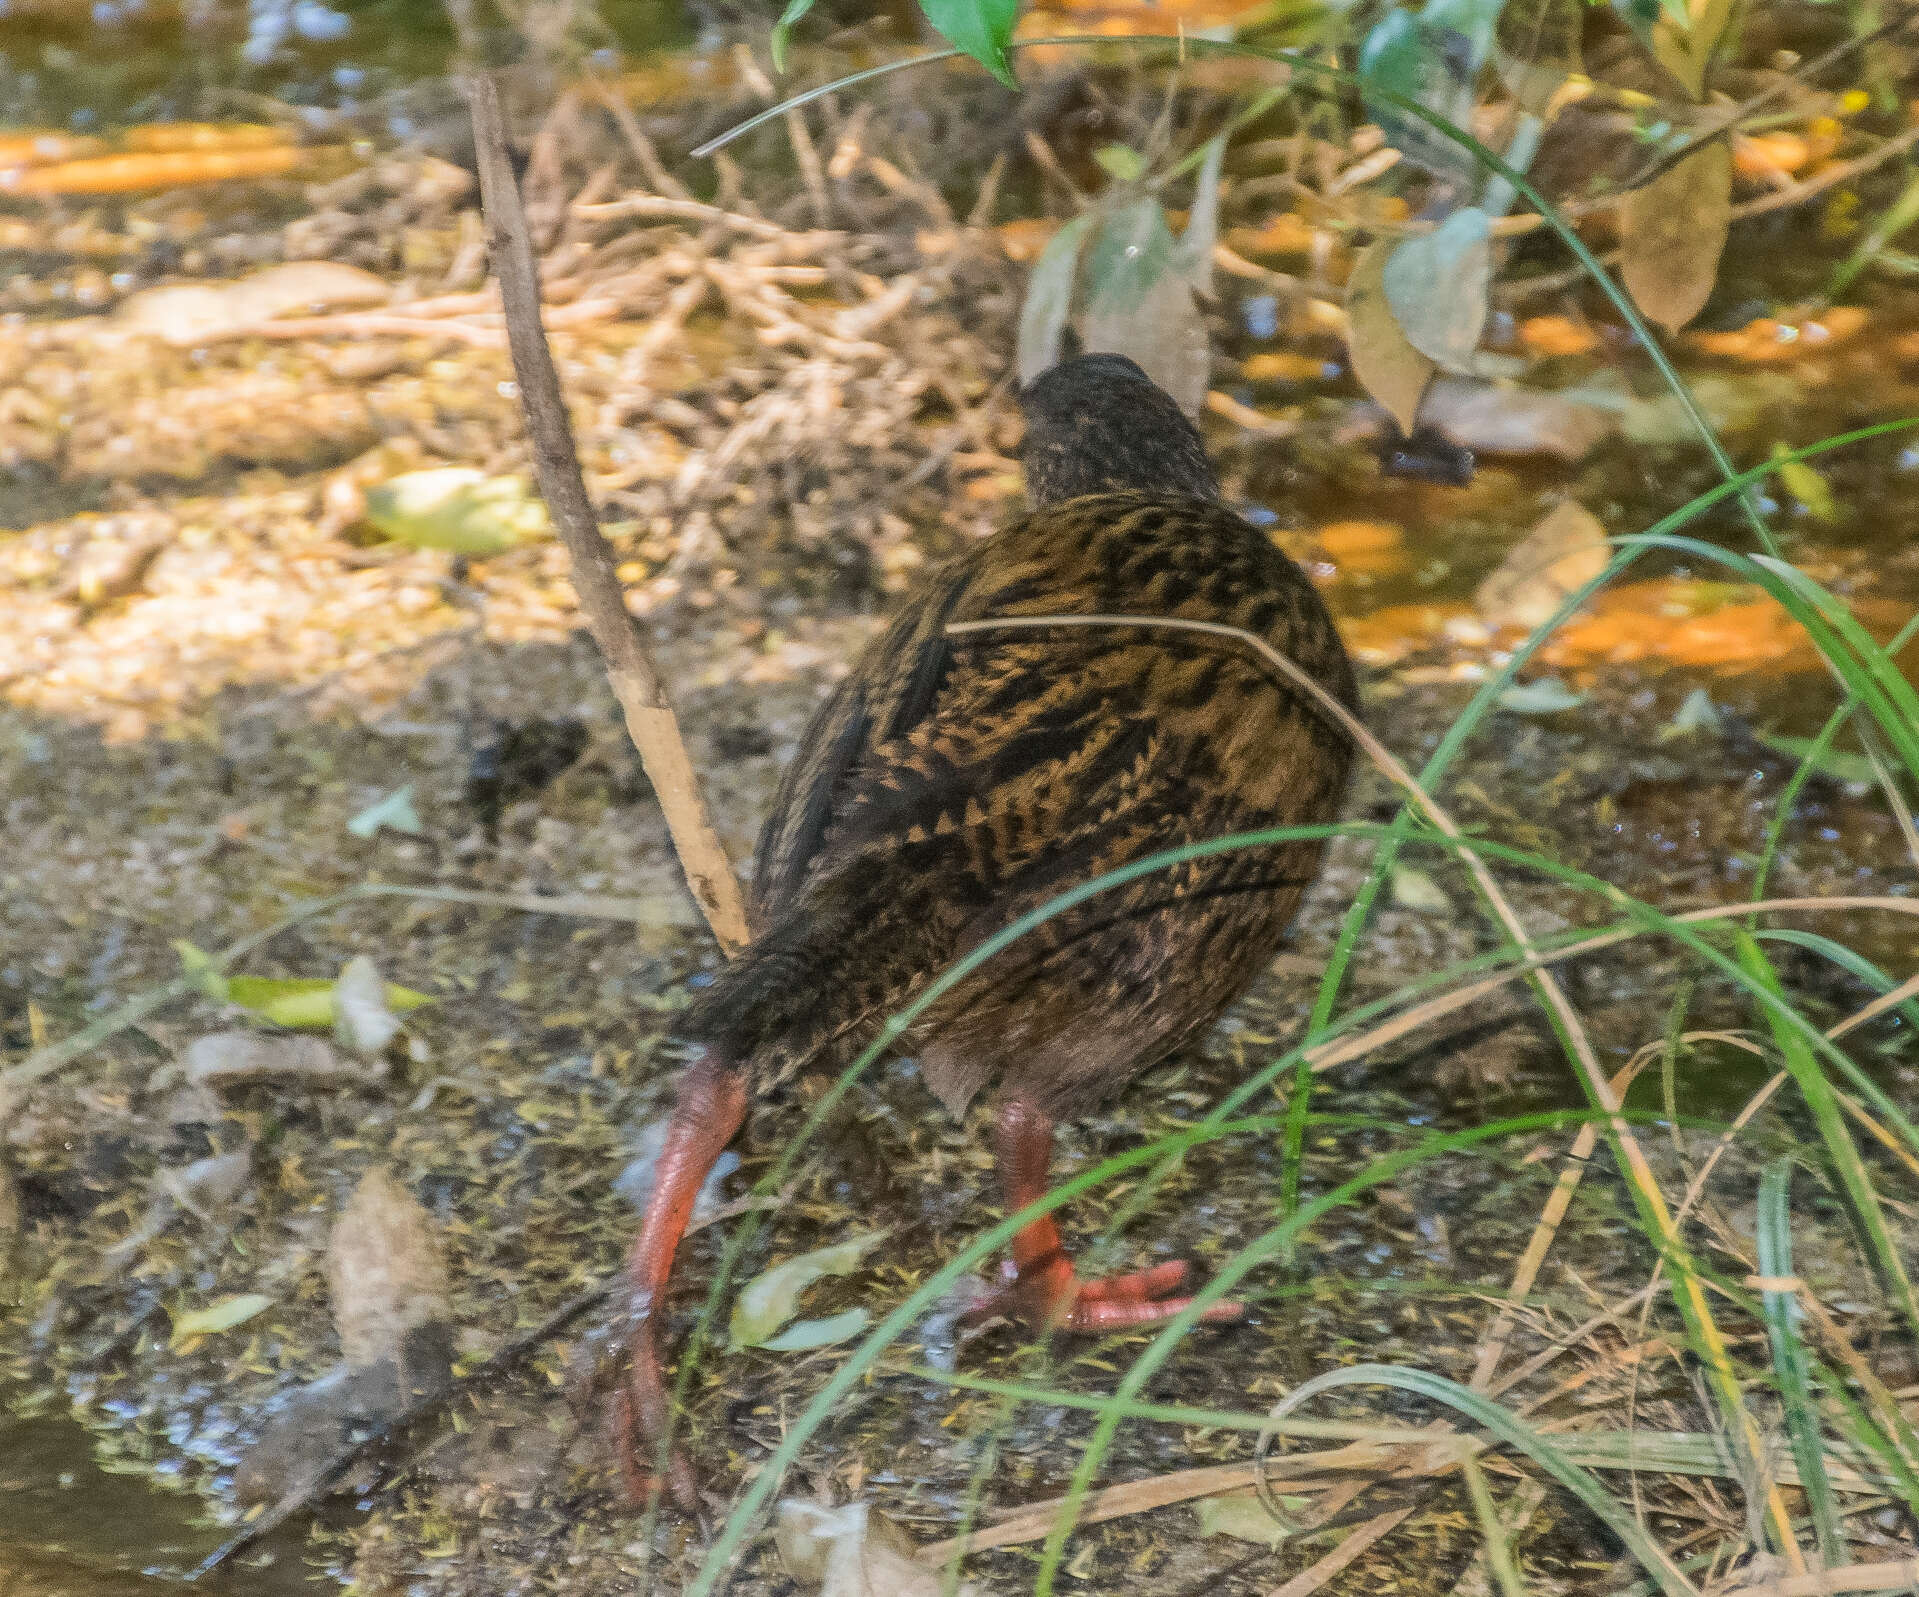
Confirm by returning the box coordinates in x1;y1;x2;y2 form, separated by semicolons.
1517;315;1599;358
1418;377;1616;460
1225;212;1318;257
347;784;424;839
1383;207;1493;372
731;1230;891;1349
1243;352;1335;384
1756;732;1880;792
776;1500;978;1597
1688;306;1867;363
0;145;301;195
362;469;550;557
1390;864;1453;913
333;956;402;1057
1622;143;1732;335
1770;442;1837;521
1498;676;1586;713
114;261;388;345
222;974;432;1030
1196;1488;1303;1548
183;1030;378;1087
1658;687;1724;740
327;1168;451;1370
169;1292;274;1349
1474;500;1610;630
761;1307;871;1351
1617;371;1798;445
1346;239;1434;435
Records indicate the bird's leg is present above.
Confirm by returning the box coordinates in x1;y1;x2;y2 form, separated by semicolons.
613;1053;747;1511
970;1091;1244;1332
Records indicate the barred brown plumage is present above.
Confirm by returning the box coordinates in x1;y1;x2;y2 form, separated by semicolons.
614;353;1357;1509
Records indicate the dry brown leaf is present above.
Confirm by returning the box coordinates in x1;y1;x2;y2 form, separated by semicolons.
1622;142;1731;335
1475;499;1610;631
325;1168;450;1370
777;1501;979;1597
1345;239;1434;435
115;261;390;346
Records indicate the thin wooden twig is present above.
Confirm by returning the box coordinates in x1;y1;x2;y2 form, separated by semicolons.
464;72;750;953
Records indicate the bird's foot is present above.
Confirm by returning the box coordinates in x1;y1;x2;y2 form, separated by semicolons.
967;1252;1244;1333
608;1316;701;1513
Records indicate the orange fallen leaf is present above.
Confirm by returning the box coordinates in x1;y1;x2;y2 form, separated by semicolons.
1242;351;1334;383
0;131;107;168
122;123;291;155
1518;315;1599;358
1537;579;1906;673
1316;520;1404;559
995;218;1061;263
1225;213;1318;258
1733;131;1810;180
0;145;303;195
1339;602;1474;665
1316;520;1408;579
1687;305;1868;363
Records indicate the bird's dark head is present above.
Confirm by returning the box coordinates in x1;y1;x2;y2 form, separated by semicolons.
1018;353;1218;508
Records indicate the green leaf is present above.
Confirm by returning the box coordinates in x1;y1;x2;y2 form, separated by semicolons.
168;1292;274;1349
1770;442;1837;522
1383;208;1492;371
1264;1366;1698;1597
1498;676;1585;714
222;975;432;1030
918;0;1019;87
1016;214;1092;385
174;940;229;1003
730;1230;891;1349
1093;143;1146;182
769;0;817;73
759;1307;870;1351
363;469;550;558
347;784;423;839
1755;731;1880;791
1756;1158;1846;1569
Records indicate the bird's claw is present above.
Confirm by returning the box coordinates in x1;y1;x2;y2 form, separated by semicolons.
964;1253;1244;1333
609;1316;701;1513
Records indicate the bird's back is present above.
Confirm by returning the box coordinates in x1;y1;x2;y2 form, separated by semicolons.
680;488;1354;1113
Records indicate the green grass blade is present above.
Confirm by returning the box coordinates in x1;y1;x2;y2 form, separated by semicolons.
1757;1159;1846;1569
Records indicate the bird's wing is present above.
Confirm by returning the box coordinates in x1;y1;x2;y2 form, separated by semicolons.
751;560;970;917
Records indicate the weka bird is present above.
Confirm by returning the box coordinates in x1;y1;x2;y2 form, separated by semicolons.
618;353;1356;1505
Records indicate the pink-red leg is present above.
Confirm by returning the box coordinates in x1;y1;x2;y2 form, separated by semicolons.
613;1054;747;1511
969;1092;1244;1333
